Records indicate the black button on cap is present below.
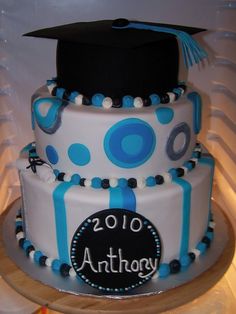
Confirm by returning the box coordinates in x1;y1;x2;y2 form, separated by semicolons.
112;18;129;28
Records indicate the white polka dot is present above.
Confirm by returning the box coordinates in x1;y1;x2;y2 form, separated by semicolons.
181;166;189;175
190;158;198;164
63;173;72;182
209;221;216;229
15;217;22;222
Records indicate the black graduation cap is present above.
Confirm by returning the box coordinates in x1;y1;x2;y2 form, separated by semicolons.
24;19;206;99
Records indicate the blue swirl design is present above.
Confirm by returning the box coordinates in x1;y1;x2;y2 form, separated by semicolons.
104;118;156;168
33;97;68;134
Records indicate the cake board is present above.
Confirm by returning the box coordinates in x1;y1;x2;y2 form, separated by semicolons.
0;198;234;314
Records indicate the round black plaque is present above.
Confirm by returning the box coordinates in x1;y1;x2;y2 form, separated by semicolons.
70;209;161;292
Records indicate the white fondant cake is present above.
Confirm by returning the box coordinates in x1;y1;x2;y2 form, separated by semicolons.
15;19;215;293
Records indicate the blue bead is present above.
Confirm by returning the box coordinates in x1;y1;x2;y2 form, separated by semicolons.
52;259;62;271
92;177;102;188
34;251;43;264
168;168;177;179
183;161;193;171
180;255;191;267
173;88;182;96
92;93;105;107
146;176;156;186
53;169;60;177
46;79;55;86
56;88;65;99
159;263;170;278
15;221;23;227
118;178;128;188
122;95;134;107
206;231;214;240
70;174;81;184
69;91;79;102
23;240;32;251
150;93;160;105
196;242;207;254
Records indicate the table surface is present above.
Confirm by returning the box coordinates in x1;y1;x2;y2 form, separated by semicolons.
0;200;235;314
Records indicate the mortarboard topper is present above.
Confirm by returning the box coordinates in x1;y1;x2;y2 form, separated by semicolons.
24;19;206;99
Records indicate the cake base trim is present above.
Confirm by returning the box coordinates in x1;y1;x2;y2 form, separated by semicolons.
1;198;234;302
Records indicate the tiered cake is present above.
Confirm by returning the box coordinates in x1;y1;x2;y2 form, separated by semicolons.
16;19;215;293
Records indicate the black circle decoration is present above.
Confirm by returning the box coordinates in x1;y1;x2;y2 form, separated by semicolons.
70;209;161;292
166;122;191;161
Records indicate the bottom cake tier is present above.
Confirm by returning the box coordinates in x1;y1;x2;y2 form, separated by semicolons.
16;150;215;292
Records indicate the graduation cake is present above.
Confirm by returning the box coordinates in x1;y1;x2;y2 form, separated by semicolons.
15;19;215;293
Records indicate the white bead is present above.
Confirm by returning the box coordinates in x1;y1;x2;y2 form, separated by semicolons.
63;173;72;182
84;179;92;187
133;97;143;108
179;87;185;95
102;97;113;109
15;217;22;222
16;231;24;241
69;268;77;277
194;147;201;152
37;164;56;183
47;83;56;94
191;248;201;258
137;177;146;189
109;178;118;188
74;94;83;106
167;92;176;103
29;250;36;260
45;257;53;267
181;166;189;175
209;221;216;229
152;272;159;280
162;172;172;184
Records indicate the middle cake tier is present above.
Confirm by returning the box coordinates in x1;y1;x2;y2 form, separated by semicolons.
32;86;201;179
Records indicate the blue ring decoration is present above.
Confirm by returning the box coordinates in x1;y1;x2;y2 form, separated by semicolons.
45;145;59;165
33;97;68;134
104;118;156;168
187;92;202;134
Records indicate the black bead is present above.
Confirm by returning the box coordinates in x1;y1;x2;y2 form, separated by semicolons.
62;90;71;100
112;18;129;28
101;179;110;189
155;175;164;185
26;245;35;257
159;93;170;104
80;178;86;186
176;168;185;177
39;255;48;266
188;160;196;169
16;213;22;219
195;151;202;159
207;227;214;232
188;252;196;262
112;98;122;108
128;178;137;188
202;236;211;248
60;263;71;277
51;86;57;96
19;238;26;248
173;92;180;100
143;98;152;107
196;142;201;147
82;96;91;106
169;259;181;274
15;225;23;234
58;172;65;181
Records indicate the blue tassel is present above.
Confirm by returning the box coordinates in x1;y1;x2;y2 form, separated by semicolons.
113;22;207;68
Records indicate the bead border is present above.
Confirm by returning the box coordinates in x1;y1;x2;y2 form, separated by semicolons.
46;78;187;109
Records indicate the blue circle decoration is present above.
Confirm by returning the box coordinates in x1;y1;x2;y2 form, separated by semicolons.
45;145;59;164
104;118;156;168
155;107;174;124
68;143;91;166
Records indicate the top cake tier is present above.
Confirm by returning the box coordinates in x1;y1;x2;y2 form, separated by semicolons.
31;85;201;180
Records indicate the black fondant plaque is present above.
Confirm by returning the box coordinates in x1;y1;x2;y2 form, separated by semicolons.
70;209;161;292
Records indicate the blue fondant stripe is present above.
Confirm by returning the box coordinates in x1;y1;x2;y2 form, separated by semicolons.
172;178;192;258
187;92;202;134
52;182;74;263
109;187;136;212
199;156;215;219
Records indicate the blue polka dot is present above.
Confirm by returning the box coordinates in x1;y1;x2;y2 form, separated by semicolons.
68;143;91;166
46;145;59;164
104;118;156;168
155;107;174;124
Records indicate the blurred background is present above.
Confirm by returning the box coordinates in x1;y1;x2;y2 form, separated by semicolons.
0;0;235;313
